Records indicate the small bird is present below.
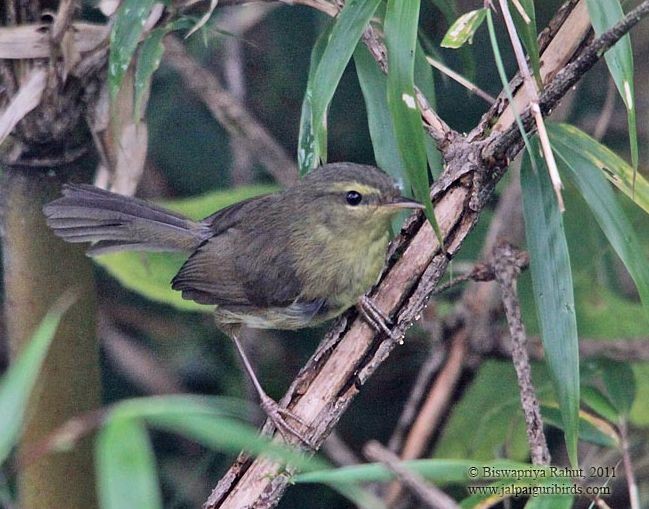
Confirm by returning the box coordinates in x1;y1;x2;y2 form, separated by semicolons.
43;162;423;442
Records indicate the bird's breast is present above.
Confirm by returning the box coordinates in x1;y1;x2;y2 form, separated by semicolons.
295;227;390;312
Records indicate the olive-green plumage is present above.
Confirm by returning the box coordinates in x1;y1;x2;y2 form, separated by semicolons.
43;162;422;331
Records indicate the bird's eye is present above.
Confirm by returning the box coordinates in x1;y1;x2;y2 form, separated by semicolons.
346;190;363;206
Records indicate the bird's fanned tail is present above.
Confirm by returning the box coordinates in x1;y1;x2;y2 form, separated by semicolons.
43;184;209;255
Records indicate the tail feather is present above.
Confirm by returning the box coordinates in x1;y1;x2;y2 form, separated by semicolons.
43;184;208;255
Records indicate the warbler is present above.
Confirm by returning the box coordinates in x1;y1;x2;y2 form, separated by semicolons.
44;162;423;441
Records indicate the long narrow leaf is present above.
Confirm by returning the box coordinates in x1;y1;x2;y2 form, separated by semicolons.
385;0;441;241
108;0;157;100
414;40;442;178
486;9;536;169
0;297;73;464
96;418;162;509
586;0;638;173
299;0;382;174
354;44;408;188
511;0;541;87
297;22;333;175
297;459;545;484
545;123;649;215
521;146;580;467
550;124;649;313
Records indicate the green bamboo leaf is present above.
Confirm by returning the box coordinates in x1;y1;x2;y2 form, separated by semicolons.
297;459;544;484
586;0;638;173
134;27;168;120
441;8;487;49
298;22;334;175
511;0;541;87
414;40;442;178
0;297;73;465
109;395;252;422
108;0;157;101
354;44;408;188
549;123;649;313
148;412;324;472
96;418;162;509
299;0;382;175
545;123;649;215
486;9;536;169
385;0;441;242
521;145;580;466
94;185;276;311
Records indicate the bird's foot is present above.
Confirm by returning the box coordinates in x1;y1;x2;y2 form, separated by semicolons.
357;295;401;342
259;393;315;449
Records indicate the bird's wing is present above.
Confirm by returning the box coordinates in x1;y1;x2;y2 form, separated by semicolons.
172;197;304;309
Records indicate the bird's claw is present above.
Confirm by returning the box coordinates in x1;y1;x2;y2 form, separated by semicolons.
260;394;315;449
357;296;400;341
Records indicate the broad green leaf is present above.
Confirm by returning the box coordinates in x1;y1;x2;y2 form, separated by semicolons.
299;0;382;175
511;0;541;87
385;0;441;241
96;418;162;509
521;146;580;466
581;385;619;423
549;123;649;313
586;0;638;173
95;185;276;311
0;297;72;465
441;8;487;48
108;0;157;100
297;459;542;485
546;122;649;215
134;27;168;120
298;22;333;174
541;406;619;448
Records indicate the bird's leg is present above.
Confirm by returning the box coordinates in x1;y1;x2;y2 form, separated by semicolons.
229;332;314;448
357;295;400;341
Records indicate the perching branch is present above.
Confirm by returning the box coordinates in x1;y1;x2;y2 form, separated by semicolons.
204;1;649;507
492;242;550;466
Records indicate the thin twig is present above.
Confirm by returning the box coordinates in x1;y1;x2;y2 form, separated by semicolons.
163;36;298;186
364;441;460;509
322;431;363;467
498;0;565;210
492;241;550;465
425;56;496;104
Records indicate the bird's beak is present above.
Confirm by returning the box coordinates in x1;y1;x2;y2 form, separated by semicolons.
384;196;425;210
